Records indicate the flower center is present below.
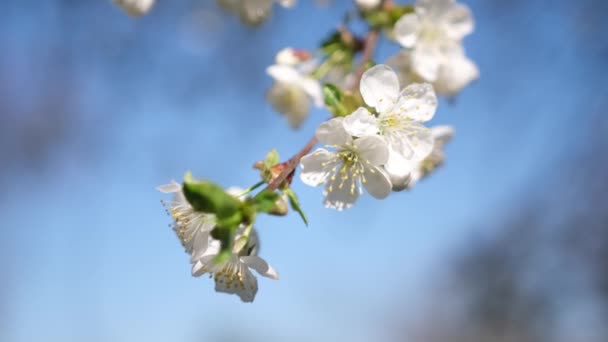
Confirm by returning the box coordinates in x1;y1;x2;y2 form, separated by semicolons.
419;23;446;43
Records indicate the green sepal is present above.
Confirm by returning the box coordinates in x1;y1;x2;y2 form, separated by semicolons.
182;172;242;220
264;149;280;169
284;188;309;226
252;190;281;214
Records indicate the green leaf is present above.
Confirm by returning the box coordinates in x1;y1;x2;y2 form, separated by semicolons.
264;149;280;169
252;190;280;213
210;225;237;262
284;188;308;226
323;83;348;117
182;172;242;220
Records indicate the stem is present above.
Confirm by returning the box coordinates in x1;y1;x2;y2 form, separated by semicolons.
239;180;266;197
266;136;318;191
265;27;381;192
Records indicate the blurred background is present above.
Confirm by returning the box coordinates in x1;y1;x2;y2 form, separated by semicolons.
1;0;607;341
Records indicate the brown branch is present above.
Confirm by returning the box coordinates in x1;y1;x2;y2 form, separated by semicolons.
265;28;381;191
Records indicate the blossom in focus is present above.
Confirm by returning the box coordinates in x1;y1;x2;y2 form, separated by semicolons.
400;125;454;191
266;50;323;129
300;117;392;210
113;0;155;17
158;181;215;256
355;0;382;11
218;0;296;25
393;0;476;88
343;64;437;190
191;229;278;303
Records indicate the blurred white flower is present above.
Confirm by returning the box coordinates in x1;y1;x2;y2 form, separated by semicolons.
387;49;478;96
218;0;296;25
158;181;215;256
113;0;155;17
402;125;454;190
343;64;437;189
393;0;475;84
266;62;323;129
191;229;278;303
300;117;392;210
355;0;381;11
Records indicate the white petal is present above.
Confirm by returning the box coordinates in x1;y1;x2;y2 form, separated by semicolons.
300;77;324;107
266;83;311;128
404;122;434;161
323;174;358;211
299;148;337;186
191;254;216;277
157;180;181;193
434;53;479;96
406;168;423;189
315;117;352;146
384;137;416;182
343;107;378;137
266;64;302;84
241;256;279;280
362;166;392;199
431;125;454;146
215;264;258;303
389;168;412;192
360;64;400;113
393;83;437;122
354;135;389;166
411;44;443;82
442;2;474;40
394;13;421;48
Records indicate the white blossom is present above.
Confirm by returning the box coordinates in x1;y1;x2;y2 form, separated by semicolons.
300;117;392;210
158;181;215;256
113;0;155;17
355;0;382;11
393;0;476;85
266;59;323;129
387;49;478;96
191;229;278;303
401;125;454;190
343;64;437;189
218;0;296;25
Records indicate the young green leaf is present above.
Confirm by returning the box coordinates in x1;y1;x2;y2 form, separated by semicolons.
284;188;309;226
323;83;348;117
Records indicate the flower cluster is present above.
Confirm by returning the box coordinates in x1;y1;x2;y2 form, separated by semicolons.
158;181;278;302
300;64;453;209
147;0;474;302
391;0;478;96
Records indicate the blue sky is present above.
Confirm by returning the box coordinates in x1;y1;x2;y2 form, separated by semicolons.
1;1;606;341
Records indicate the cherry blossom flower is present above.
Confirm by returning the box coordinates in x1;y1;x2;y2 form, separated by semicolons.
394;0;475;84
343;64;437;188
191;229;278;303
300;117;392;210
